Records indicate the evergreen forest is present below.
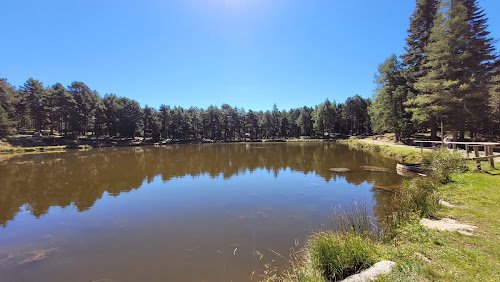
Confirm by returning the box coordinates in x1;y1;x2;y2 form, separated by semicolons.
1;0;498;142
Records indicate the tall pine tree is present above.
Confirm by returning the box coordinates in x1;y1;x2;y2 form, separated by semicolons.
20;78;47;133
411;0;473;140
371;54;412;141
402;0;439;139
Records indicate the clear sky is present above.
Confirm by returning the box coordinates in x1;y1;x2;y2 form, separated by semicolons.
1;0;499;111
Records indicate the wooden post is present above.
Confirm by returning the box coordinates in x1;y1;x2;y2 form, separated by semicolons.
452;143;457;150
474;146;481;171
420;142;423;154
466;144;469;158
488;145;495;168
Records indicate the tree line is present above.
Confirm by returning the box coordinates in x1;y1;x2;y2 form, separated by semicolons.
0;78;372;141
2;0;498;142
370;0;499;141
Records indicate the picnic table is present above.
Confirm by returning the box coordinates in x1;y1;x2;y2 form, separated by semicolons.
413;140;500;169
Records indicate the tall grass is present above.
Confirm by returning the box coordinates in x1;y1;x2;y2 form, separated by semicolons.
382;178;439;239
307;232;377;281
331;202;379;239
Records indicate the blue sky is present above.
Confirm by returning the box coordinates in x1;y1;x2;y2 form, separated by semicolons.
1;0;499;111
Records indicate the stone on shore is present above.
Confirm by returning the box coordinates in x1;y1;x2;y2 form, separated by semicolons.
342;260;397;282
420;218;478;235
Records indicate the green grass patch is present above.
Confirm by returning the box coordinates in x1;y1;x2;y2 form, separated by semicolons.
307;232;378;281
342;139;423;163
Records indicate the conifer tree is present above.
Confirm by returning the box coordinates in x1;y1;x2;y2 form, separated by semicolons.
460;0;497;138
410;0;473;139
371;55;412;141
20;78;47;132
402;0;439;138
0;105;13;137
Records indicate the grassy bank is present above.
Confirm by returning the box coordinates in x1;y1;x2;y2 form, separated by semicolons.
379;170;500;281
266;140;500;281
341;139;423;163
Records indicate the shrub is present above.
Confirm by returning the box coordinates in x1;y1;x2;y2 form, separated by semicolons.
308;232;377;281
423;148;468;183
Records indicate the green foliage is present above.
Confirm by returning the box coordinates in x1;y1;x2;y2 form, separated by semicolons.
0;78;18;122
399;178;439;218
0;105;14;137
20;78;47;132
308;232;377;281
423;148;468;183
370;54;413;141
406;0;497;136
68;81;96;135
490;70;500;134
344;95;371;136
383;178;439;239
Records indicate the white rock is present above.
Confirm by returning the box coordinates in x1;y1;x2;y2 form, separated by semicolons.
342;260;396;282
439;200;455;208
420;218;478;235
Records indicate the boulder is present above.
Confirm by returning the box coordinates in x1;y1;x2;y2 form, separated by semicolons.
342;260;396;282
420;218;478;235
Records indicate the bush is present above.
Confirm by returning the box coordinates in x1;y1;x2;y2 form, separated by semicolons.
423;148;468;183
308;232;377;281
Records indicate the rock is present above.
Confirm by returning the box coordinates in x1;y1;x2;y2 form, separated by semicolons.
415;252;431;263
360;166;390;172
330;168;352;172
420;218;478;235
342;260;396;282
439;200;455;208
32;132;43;138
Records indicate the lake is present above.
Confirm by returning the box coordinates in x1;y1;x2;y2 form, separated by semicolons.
0;142;402;281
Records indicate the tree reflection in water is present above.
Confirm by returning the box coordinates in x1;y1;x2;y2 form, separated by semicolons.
0;142;401;227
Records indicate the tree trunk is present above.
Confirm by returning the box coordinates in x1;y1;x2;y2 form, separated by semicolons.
459;124;466;141
430;116;438;140
440;115;444;147
395;132;401;142
452;128;458;141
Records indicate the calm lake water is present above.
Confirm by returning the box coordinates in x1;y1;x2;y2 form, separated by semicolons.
0;142;402;281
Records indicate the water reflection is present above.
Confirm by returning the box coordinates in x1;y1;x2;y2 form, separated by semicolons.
0;143;400;227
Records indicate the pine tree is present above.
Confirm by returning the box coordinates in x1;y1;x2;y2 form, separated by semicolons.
403;0;439;86
68;82;95;135
402;0;439;138
410;0;473;139
0;79;17;133
490;63;500;135
0;105;13;137
20;78;47;132
371;55;412;141
460;0;497;138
